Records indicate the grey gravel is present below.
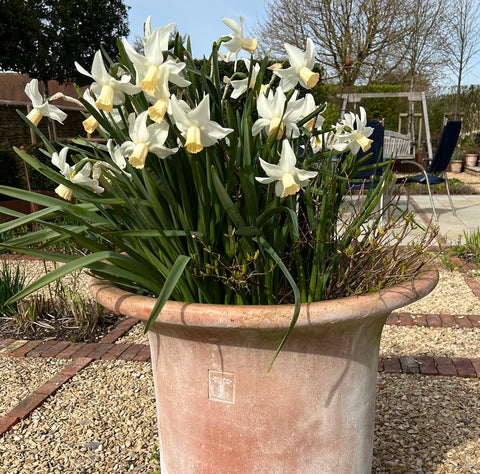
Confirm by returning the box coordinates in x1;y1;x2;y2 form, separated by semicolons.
1;362;478;473
380;325;480;358
373;374;480;474
402;269;480;315
116;322;148;345
0;360;159;473
0;356;70;418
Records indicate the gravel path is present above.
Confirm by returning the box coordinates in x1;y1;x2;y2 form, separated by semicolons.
0;357;70;418
402;269;480;315
0;361;159;474
448;170;480;193
381;325;480;358
115;323;148;345
373;375;480;474
1;362;478;474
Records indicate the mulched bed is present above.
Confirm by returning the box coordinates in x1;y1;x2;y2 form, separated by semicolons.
0;311;124;343
0;254;126;343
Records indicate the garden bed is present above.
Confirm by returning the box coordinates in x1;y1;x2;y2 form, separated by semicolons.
0;258;125;342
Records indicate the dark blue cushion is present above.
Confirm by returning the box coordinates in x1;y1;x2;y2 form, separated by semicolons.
403;174;445;185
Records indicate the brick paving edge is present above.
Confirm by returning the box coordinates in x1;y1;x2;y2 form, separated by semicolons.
0;317;145;437
379;355;480;378
387;312;480;328
0;357;93;437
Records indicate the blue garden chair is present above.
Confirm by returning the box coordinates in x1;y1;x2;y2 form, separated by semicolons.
396;120;462;221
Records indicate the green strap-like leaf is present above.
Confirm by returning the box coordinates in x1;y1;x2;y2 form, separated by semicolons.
144;255;191;332
211;166;246;229
256;236;301;371
101;230;201;238
0;206;61;233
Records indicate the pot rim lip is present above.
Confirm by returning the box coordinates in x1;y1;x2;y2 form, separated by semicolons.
89;265;439;329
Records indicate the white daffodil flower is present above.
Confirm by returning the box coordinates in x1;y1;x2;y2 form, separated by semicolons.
170;95;233;154
81;89;100;135
274;38;319;91
120;111;177;169
81;89;124;135
93;140;132;180
310;134;323;154
303;96;326;153
144;64;171;123
24;79;67;126
222;16;257;60
107;139;129;173
309;126;332;154
300;93;323;131
51;147;104;200
256;140;318;197
146;57;191;122
252;87;310;140
332;107;373;155
229;59;263;99
75;50;140;112
123;23;189;98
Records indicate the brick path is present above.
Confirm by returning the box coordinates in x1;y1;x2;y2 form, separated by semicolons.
0;268;479;437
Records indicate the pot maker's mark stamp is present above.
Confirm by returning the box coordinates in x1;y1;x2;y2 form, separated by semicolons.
208;370;235;404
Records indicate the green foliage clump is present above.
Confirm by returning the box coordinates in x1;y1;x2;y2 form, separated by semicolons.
0;0;129;85
0;259;26;316
449;229;480;266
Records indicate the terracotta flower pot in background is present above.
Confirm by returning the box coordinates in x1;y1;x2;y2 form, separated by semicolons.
465;153;478;167
450;161;463;173
90;267;438;474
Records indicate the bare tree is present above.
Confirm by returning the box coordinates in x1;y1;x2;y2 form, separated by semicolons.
252;0;310;59
373;0;447;89
443;0;480;117
255;0;453;88
254;0;411;87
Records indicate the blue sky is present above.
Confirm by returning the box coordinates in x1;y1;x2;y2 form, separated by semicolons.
125;0;266;58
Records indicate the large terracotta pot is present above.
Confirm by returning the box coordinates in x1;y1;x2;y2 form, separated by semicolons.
90;267;438;474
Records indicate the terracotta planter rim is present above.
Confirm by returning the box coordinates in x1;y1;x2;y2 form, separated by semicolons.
89;265;438;329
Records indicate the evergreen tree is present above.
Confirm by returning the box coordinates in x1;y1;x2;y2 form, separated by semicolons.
0;0;129;88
